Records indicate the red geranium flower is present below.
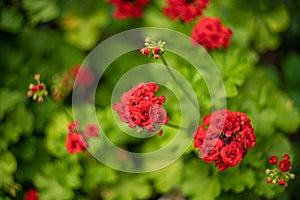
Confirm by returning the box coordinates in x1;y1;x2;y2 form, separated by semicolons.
220;141;243;168
191;17;232;50
65;133;87;154
194;109;255;171
163;0;209;22
107;0;150;19
24;188;38;200
113;82;168;135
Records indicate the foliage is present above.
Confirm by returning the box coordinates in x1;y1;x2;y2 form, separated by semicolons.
0;0;300;199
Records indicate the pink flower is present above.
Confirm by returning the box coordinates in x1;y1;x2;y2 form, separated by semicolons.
85;124;100;138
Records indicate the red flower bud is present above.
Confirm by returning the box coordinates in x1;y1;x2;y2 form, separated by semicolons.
269;156;278;165
283;154;290;160
153;47;161;54
30;85;37;93
266;177;272;184
279;179;286;186
37;84;44;91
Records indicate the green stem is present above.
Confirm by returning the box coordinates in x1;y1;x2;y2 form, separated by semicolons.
165;122;188;130
160;55;199;110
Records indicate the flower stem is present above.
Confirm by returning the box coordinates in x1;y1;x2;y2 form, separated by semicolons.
160;55;199;110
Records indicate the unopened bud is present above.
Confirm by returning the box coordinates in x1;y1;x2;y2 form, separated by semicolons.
34;74;40;80
265;169;271;175
38;97;43;103
290;174;296;179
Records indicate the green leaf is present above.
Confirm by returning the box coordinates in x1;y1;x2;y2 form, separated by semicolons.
181;159;221;200
0;89;22;120
0;7;24;33
0;151;17;187
264;133;292;157
147;159;183;193
102;174;152;200
45;111;71;157
82;162;117;193
274;94;300;133
219;167;256;193
34;175;74;200
22;0;59;25
264;4;289;33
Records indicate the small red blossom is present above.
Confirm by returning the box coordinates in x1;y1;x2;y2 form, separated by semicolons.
37;84;44;91
283;154;290;160
140;48;151;55
278;159;291;172
140;37;166;60
24;188;38;200
107;0;149;19
266;177;272;184
163;0;209;22
65;132;87;154
279;179;286;186
30;85;37;93
191;17;233;50
68;121;79;132
269;156;278;165
194;109;255;171
113;82;168;135
266;154;295;188
85;124;100;138
27;74;48;103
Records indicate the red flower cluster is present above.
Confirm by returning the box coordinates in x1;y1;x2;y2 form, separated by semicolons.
266;154;295;187
191;17;232;50
194;109;256;171
163;0;209;22
65;121;99;154
107;0;150;19
27;74;48;103
24;188;38;200
113;82;168;135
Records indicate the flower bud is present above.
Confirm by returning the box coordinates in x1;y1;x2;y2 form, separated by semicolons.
266;177;272;184
290;173;296;179
38;97;43;103
37;84;44;91
34;74;40;80
153;47;161;54
265;169;271;175
278;179;286;186
272;180;276;184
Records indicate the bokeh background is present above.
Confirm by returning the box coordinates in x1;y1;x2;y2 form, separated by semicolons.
1;0;300;199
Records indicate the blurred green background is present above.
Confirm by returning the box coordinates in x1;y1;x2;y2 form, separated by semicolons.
1;0;300;199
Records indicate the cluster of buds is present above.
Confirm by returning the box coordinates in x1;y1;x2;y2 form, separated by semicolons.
27;74;48;103
265;154;295;187
140;37;166;59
